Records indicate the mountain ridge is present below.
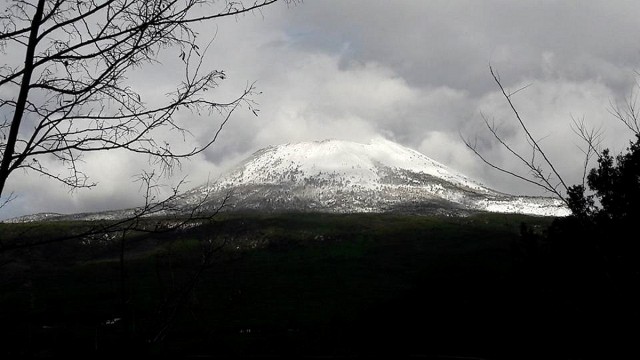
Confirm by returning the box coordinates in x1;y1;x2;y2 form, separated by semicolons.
181;138;569;217
4;138;570;223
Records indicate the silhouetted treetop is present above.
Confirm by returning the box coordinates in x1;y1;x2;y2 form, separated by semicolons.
568;134;640;223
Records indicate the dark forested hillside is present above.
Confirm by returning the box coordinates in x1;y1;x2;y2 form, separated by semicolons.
0;213;634;358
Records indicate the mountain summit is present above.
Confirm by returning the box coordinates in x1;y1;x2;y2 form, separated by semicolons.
183;138;570;217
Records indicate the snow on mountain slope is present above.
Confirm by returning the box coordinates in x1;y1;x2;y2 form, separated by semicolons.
185;138;570;217
218;138;488;192
4;138;570;223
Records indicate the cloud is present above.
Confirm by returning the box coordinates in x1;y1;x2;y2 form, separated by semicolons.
3;0;640;219
419;130;485;182
284;1;640;94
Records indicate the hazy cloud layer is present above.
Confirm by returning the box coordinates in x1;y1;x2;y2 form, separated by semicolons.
3;1;640;219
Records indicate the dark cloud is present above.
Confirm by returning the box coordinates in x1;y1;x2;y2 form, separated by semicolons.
284;1;640;94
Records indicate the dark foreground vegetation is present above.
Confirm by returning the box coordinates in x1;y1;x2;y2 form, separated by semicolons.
0;212;636;359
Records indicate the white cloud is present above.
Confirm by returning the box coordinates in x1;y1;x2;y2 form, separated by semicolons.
419;131;485;182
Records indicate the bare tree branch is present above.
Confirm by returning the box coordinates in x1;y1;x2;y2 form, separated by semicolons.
608;79;640;135
570;115;604;187
0;0;292;198
461;132;554;192
463;66;574;206
488;66;569;194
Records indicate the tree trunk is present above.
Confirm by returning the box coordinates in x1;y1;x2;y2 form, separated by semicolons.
0;0;45;197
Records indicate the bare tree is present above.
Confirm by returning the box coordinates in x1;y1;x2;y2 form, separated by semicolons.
0;0;288;204
464;66;639;211
608;76;640;136
0;3;295;350
463;66;585;206
460;67;640;360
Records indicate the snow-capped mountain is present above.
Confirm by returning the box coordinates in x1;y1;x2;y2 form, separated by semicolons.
5;138;570;223
181;138;570;217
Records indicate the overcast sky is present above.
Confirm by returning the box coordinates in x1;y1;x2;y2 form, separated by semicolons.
3;0;640;220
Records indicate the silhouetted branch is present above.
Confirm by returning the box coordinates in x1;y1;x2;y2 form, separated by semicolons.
0;191;15;209
608;78;640;135
0;0;292;198
570;115;604;187
464;66;570;206
462;132;555;192
489;66;569;194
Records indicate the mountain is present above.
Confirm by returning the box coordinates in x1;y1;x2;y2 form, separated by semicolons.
5;138;570;223
180;138;570;217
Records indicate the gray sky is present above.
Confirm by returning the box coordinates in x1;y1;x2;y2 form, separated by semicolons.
3;0;640;220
